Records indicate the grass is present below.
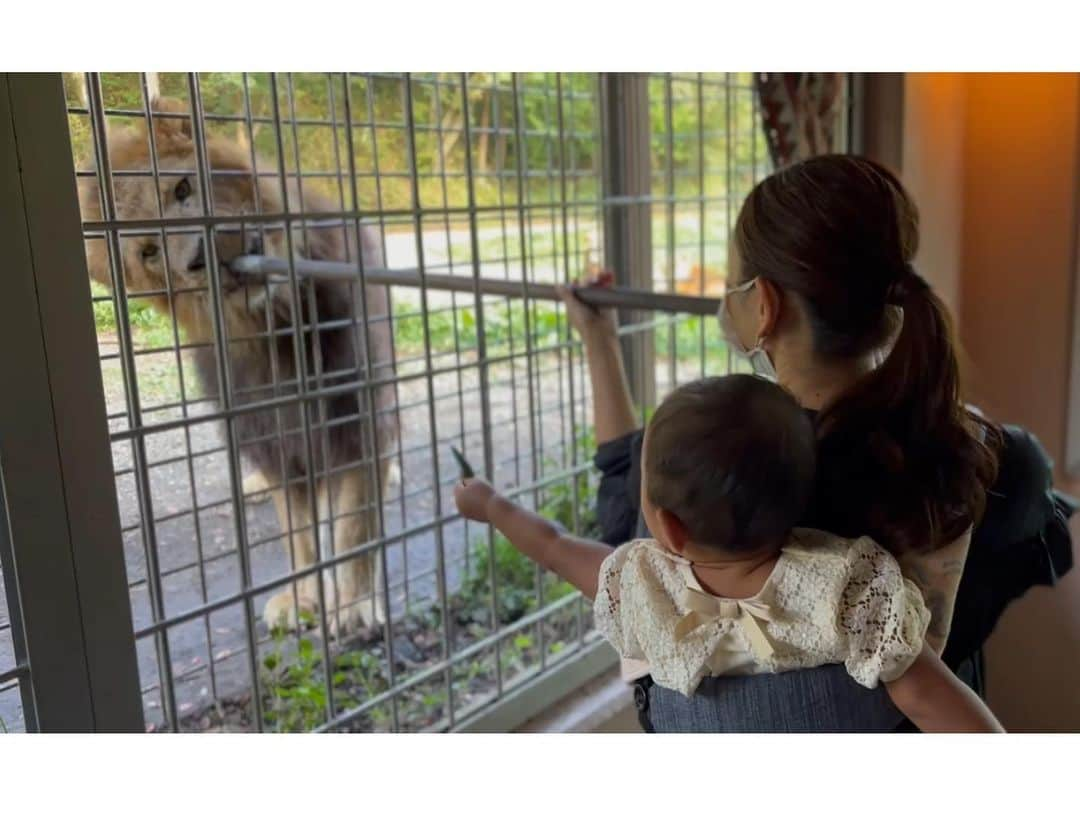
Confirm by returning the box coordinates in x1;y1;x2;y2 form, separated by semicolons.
391;298;729;365
92;281;179;349
260;617;393;733
391;297;565;359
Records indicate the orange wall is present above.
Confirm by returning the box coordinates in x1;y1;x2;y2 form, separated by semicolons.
960;74;1079;460
902;73;965;315
904;73;1080;731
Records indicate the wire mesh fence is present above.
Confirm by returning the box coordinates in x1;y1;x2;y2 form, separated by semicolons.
650;73;770;394
21;71;845;733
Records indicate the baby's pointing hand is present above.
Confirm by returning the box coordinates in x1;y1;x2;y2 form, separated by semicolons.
454;477;498;522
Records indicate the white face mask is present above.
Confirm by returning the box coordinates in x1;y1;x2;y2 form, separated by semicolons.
718;276;778;381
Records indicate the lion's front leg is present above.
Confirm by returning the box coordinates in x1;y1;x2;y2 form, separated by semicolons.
262;483;321;632
324;468;386;638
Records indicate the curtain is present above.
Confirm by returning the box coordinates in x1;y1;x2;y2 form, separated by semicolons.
755;73;844;168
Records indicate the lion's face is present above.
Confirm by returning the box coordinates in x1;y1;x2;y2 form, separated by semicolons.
80;98;287;313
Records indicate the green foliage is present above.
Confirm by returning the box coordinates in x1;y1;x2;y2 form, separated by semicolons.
90;281;178;349
261;630;327;733
261;630;324;734
332;649;389;700
458;533;541;625
499;631;537;676
647;73;764;197
66;71;766;213
654;314;729;362
261;618;390;733
454;523;580;629
393;299;727;366
90;283;117;332
392;298;566;359
541;471;599;539
128;303;178;348
66;72;608;210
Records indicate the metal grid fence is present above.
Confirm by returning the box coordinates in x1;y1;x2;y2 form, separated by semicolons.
0;72;846;732
650;72;772;394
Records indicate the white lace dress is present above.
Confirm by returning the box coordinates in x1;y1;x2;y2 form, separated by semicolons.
594;529;931;697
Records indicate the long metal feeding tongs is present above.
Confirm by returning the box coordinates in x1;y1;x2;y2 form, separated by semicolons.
230;255;725;317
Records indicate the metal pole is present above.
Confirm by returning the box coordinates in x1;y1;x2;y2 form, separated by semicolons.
601;73;656;410
230;255;723;317
2;72;144;732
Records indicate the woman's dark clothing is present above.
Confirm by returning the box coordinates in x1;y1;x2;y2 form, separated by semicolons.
593;421;1074;731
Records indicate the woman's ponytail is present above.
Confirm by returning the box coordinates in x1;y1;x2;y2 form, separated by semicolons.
735;155;1000;555
816;264;1000;552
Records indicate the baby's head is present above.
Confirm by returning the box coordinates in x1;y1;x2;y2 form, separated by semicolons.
641;374;816;558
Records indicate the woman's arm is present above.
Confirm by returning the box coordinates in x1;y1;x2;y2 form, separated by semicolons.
582;330;639;445
454;477;614;599
556;273;644;546
884;645;1004;732
555;274;638;444
898;530;971;655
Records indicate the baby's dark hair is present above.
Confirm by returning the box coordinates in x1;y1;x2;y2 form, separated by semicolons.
644;374;816;553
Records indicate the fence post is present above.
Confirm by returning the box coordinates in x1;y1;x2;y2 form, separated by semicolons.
600;73;656;413
0;73;143;732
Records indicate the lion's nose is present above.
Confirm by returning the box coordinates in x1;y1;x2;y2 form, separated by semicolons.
187;241;206;272
247;234;264;255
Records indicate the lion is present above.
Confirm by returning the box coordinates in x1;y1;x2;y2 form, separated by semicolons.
79;97;397;637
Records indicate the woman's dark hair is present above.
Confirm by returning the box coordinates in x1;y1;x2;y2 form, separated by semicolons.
733;154;1000;555
644;375;816;553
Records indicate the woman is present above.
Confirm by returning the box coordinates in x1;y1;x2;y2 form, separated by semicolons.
558;154;1072;732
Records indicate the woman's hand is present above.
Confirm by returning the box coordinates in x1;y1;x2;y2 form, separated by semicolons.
555;269;618;342
454;477;498;522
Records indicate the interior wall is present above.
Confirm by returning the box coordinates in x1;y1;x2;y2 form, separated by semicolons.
903;72;1080;731
959;74;1078;459
901;73;965;315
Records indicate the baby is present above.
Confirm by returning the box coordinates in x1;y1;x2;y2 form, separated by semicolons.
454;374;1003;732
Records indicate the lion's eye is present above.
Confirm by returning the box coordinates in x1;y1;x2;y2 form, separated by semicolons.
141;243;160;260
174;178;192;202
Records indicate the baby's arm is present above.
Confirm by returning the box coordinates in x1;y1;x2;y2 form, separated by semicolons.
884;645;1004;733
454;477;614;600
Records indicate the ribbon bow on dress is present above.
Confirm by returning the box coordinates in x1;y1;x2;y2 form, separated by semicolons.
672;563;779;664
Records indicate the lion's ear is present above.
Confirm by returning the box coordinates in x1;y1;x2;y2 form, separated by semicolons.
150;96;193;145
